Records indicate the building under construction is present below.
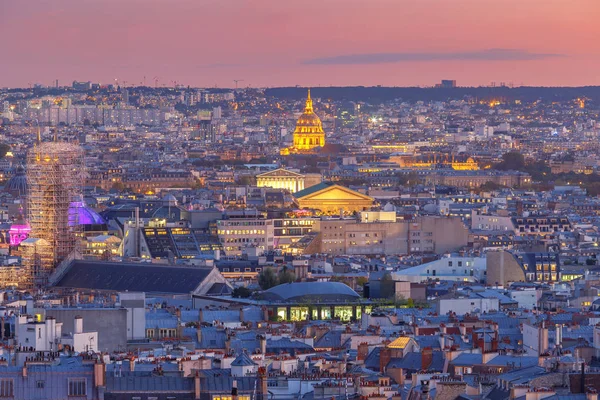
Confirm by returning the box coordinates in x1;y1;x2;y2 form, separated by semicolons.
23;140;85;288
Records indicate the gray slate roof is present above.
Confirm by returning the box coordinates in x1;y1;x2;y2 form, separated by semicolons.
54;260;213;294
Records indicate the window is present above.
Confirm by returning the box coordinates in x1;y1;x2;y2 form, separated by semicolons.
448;261;453;267
36;380;45;389
0;379;13;397
68;378;87;397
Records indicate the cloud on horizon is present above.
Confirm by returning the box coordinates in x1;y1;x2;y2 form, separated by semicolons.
303;49;566;65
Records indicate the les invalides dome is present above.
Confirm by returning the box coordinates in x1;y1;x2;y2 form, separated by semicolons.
281;89;325;155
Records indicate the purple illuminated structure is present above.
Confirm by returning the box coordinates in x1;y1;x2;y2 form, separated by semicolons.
68;201;106;226
9;213;31;246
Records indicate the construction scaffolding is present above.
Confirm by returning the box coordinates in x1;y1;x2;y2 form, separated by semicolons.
24;142;85;288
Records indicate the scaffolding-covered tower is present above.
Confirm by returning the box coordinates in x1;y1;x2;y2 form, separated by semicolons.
26;142;85;287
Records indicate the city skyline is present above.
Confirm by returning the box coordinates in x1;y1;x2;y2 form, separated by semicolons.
1;0;599;88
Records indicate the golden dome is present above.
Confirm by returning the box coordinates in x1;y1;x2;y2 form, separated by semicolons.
294;89;324;135
282;89;326;153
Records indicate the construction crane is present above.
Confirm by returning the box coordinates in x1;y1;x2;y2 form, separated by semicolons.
233;79;244;89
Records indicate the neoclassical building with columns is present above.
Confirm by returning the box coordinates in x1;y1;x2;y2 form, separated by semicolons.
256;168;306;193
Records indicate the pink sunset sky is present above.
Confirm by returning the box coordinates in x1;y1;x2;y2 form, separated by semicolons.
1;0;599;88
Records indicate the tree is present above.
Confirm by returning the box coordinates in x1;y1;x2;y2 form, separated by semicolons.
258;267;279;290
479;181;504;192
278;266;296;284
407;298;415;308
494;151;525;171
524;160;551;181
0;143;9;159
232;286;252;298
237;175;256;186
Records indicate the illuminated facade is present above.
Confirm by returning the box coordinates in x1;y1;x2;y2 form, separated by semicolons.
281;90;325;155
451;157;479;171
216;218;274;256
256;168;305;193
389;154;479;171
294;182;375;214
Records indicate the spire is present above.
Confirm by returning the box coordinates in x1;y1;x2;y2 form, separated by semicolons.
304;88;313;113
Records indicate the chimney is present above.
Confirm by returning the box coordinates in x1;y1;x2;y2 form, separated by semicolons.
258;367;268;400
587;391;598;400
74;316;83;334
22;365;27;378
197;327;202;343
357;342;369;361
380;347;392;373
421;347;433;370
538;321;548;355
94;361;106;387
194;372;201;400
239;308;245;323
129;358;135;372
262;306;269;322
259;335;266;355
198;309;204;323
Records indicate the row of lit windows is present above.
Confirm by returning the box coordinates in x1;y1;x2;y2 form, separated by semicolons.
526;273;558;281
223;238;265;243
218;230;266;235
218;221;268;226
213;396;251;400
